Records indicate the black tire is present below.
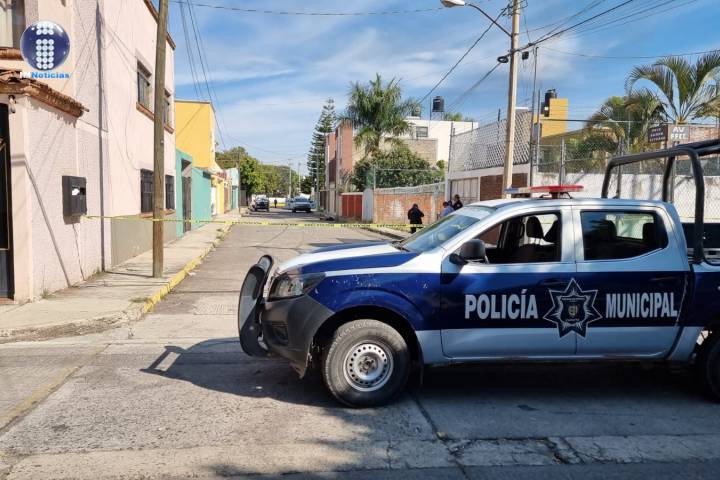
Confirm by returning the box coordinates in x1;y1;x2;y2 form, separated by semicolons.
321;319;410;407
698;333;720;401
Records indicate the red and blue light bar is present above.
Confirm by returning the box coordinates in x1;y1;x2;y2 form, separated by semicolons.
505;185;584;198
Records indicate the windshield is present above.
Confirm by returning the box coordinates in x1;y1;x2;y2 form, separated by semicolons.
398;207;494;253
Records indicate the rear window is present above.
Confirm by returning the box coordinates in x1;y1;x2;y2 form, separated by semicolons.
581;211;668;261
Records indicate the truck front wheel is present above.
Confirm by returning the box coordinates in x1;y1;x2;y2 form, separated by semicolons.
321;319;410;407
698;333;720;401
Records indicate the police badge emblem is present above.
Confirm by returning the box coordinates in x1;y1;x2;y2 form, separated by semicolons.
543;278;602;337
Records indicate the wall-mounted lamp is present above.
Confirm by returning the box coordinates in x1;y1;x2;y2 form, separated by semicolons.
8;95;16;114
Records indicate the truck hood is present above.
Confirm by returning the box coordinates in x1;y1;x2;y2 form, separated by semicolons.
276;242;417;274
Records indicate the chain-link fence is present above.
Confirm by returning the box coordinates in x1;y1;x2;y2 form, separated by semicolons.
364;168;443;190
532;134;720;224
449;110;532;172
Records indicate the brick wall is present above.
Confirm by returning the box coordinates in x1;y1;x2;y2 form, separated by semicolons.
479;173;528;200
373;183;445;225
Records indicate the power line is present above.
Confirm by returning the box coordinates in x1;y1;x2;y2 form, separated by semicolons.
533;0;639;45
179;1;203;100
445;62;503;113
171;1;443;16
530;0;608;39
543;45;720;59
185;0;227;147
418;9;504;105
552;0;698;41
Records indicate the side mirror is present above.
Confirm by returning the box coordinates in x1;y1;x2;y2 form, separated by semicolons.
457;239;488;264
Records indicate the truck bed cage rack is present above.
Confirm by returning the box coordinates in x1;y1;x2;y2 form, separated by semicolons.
601;138;720;264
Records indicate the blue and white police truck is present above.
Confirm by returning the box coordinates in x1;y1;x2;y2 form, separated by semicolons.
238;140;720;407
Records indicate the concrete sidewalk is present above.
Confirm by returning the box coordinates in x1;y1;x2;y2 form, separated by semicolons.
0;212;240;343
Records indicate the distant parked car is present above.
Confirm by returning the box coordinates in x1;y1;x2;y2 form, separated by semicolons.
253;197;269;212
291;197;311;213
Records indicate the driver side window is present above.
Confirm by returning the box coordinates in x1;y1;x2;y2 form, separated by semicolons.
477;212;561;264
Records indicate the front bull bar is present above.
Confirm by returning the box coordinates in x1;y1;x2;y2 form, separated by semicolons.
238;255;274;357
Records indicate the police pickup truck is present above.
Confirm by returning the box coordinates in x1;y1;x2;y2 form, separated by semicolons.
238;140;720;407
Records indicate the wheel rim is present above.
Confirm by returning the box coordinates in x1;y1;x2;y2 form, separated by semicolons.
343;342;394;392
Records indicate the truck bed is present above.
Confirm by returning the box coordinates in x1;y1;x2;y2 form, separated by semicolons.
683;223;720;262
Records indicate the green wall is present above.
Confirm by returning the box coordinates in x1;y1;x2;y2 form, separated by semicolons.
175;149;212;234
175;150;191;237
191;167;212;230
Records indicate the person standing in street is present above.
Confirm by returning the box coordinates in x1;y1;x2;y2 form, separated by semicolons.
452;194;464;211
407;203;425;234
274;199;278;208
440;201;454;218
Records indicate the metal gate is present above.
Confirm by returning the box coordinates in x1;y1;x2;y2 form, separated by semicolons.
0;104;14;298
182;176;192;232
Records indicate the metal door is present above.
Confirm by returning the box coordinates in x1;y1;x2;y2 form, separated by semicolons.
0;105;14;298
440;207;577;359
572;206;688;358
182;176;192;232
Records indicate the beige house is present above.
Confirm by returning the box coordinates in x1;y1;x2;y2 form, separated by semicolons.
0;0;176;302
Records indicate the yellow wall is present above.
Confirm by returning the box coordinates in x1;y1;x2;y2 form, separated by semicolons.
213;176;226;214
175;101;217;169
540;98;569;138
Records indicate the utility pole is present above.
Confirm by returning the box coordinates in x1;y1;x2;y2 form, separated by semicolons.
287;160;292;198
528;47;539;187
501;0;521;198
152;0;168;278
237;150;241;208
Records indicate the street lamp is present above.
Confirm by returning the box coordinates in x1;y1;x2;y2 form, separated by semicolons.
440;0;511;37
441;0;520;198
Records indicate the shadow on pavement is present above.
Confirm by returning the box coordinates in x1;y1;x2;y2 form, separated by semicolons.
140;338;338;408
141;338;708;406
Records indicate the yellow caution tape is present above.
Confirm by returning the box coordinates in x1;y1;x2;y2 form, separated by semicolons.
81;215;424;229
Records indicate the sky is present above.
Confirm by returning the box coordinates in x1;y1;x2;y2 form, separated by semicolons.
166;0;720;172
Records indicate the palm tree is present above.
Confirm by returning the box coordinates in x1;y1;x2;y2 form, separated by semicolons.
626;53;720;124
587;91;663;151
343;74;418;156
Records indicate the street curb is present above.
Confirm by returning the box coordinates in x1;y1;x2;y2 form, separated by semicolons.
359;225;409;240
0;224;233;344
140;230;225;314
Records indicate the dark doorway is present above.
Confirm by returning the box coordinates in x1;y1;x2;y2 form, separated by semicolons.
181;160;192;233
0;104;14;298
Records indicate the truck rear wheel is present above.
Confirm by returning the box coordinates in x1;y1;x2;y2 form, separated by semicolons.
698;333;720;401
321;319;410;407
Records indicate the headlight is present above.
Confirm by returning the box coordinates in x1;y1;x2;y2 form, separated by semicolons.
269;272;325;300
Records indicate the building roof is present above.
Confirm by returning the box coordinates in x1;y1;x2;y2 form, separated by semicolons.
0;69;86;118
142;0;177;50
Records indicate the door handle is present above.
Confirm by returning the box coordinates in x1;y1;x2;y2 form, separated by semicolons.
538;279;567;288
650;276;677;283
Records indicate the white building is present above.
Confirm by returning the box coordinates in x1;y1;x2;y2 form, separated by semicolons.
403;117;476;165
0;0;176;302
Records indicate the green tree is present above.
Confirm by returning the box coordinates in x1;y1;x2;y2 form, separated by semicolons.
307;99;335;192
216;146;251;169
300;175;314;194
586;92;663;151
626;53;720;124
350;143;442;191
237;155;263;200
217;146;264;201
343;74;418;156
443;112;475;122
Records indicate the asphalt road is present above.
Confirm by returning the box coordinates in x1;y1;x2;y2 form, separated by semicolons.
1;208;720;479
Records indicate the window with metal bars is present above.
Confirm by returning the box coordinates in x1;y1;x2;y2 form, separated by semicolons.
140;169;153;213
137;63;152;110
165;175;174;210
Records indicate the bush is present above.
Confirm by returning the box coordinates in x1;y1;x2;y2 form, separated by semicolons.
351;143;443;190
